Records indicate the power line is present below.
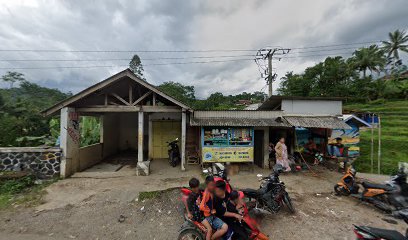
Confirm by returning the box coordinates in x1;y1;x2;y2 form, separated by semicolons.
288;40;381;50
0;54;255;62
0;49;257;53
0;40;383;53
0;58;254;70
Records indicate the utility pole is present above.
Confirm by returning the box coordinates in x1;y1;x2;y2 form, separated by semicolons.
255;47;291;97
267;50;274;97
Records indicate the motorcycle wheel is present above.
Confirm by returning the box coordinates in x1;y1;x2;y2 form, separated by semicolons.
178;229;204;240
283;192;295;214
171;157;178;167
334;184;350;196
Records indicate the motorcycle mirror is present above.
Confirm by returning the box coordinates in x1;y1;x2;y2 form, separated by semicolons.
256;174;263;178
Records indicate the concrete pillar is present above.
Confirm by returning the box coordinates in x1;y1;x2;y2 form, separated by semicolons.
148;114;153;160
136;111;150;176
60;107;80;178
181;110;187;171
138;111;144;162
263;127;270;169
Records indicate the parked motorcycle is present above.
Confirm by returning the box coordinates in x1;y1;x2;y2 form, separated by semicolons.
242;164;295;214
335;168;408;213
334;167;359;195
353;209;408;240
168;138;180;167
178;188;269;240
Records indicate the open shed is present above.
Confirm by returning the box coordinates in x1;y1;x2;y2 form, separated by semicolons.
43;69;191;177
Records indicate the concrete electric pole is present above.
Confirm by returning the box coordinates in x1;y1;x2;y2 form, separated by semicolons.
255;47;291;97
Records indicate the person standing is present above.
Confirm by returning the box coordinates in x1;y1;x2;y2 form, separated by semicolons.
275;137;291;172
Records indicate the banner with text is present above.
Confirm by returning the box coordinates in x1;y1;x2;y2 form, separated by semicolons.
202;147;254;162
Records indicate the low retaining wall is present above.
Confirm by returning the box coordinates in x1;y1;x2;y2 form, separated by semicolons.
0;147;61;179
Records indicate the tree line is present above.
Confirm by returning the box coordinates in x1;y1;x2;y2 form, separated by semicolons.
278;29;408;100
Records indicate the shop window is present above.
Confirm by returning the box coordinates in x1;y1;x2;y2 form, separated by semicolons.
203;127;253;147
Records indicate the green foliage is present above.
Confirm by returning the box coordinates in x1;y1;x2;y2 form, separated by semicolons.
0;174;57;209
278;56;357;97
129;54;146;81
80;116;101;147
158;81;267;110
0;73;70;147
344;100;408;175
0;175;35;195
1;71;25;88
350;45;386;78
382;29;408;60
158;81;196;105
139;190;161;201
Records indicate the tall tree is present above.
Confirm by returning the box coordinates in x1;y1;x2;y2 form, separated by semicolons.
351;45;386;78
129;54;146;81
158;81;195;105
382;29;408;60
1;71;25;88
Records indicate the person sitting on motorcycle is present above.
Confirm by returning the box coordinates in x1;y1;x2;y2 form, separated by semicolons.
186;177;203;222
214;181;246;240
229;190;245;215
200;176;227;240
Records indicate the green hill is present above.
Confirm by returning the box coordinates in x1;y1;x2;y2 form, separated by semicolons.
344;100;408;174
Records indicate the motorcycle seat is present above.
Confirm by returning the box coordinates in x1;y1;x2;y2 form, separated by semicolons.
362;182;394;191
361;226;406;240
242;188;262;198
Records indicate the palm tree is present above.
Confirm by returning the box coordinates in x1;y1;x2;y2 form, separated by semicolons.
351;45;386;78
382;29;408;60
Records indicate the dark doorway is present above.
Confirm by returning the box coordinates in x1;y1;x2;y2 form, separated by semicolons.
254;130;264;168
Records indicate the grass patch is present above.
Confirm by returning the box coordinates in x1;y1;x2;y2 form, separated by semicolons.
345;100;408;175
138;191;161;201
0;173;57;210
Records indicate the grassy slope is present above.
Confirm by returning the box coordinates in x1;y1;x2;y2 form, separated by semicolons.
344;100;408;175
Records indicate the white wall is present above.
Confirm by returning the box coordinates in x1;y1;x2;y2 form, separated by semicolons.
282;100;342;115
79;143;103;171
103;113;119;158
118;113;139;151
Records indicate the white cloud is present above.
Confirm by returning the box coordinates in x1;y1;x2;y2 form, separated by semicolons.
0;0;406;97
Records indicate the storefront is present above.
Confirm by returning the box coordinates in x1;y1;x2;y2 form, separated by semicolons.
201;127;254;163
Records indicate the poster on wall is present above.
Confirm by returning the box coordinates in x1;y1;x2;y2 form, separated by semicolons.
329;121;360;157
202;147;254;162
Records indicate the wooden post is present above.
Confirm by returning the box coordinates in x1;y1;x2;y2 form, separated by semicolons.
377;115;381;174
129;84;133;104
152;93;156;106
370;114;374;173
181;110;187;171
138;111;144;163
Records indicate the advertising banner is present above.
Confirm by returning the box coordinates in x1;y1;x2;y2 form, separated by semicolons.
202;147;253;162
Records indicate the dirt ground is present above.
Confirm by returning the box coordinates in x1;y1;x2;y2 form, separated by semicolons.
0;162;406;240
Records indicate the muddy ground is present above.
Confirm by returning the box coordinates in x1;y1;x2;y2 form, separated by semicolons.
0;165;406;240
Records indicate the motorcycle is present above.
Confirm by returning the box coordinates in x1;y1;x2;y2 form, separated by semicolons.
334;167;359;196
168;138;180;167
335;168;408;213
353;209;408;240
178;188;269;240
242;164;295;214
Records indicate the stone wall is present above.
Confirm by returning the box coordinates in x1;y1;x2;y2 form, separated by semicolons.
0;147;61;179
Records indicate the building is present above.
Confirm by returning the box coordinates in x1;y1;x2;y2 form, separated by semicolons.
42;69;191;177
42;69;358;178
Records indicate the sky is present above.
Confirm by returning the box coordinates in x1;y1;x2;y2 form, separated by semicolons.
0;0;407;98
